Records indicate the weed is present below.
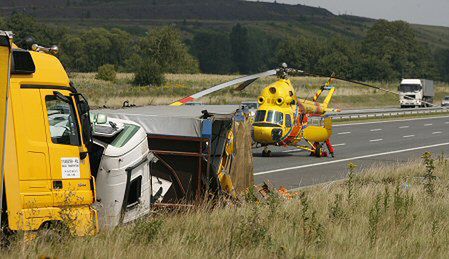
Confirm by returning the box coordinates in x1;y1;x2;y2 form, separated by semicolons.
383;186;390;213
233;205;270;248
244;186;258;203
437;152;447;168
422;152;436;197
128;218;164;245
368;194;382;246
393;183;414;223
346;162;357;203
328;193;344;221
267;191;281;220
299;192;324;247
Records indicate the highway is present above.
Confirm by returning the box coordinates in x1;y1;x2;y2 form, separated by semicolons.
253;115;449;189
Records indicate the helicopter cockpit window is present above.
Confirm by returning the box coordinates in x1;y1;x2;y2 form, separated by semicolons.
266;111;284;126
255;110;266;122
285;114;292;127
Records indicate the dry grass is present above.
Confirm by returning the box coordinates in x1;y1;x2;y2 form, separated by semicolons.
3;153;449;258
71;73;449;109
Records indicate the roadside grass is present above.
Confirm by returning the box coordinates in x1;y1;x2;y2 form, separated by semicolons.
71;73;449;109
3;154;449;258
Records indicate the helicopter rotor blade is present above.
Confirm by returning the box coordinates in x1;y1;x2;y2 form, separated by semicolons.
324;75;439;107
234;78;259;91
170;69;277;106
293;71;438;108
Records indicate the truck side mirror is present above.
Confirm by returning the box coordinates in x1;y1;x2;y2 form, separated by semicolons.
53;91;70;103
78;99;89;115
72;93;93;148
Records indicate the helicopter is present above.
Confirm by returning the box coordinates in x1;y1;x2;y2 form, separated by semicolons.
170;63;428;158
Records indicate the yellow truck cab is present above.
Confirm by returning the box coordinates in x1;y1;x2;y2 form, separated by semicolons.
1;34;98;236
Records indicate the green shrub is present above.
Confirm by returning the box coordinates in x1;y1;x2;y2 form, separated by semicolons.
95;64;116;81
133;61;165;86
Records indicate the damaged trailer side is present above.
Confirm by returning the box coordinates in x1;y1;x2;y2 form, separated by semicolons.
97;105;254;207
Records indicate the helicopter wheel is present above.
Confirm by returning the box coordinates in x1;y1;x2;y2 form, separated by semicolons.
262;149;272;157
314;144;322;158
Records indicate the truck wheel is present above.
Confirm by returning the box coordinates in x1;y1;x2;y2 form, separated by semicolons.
37;221;70;242
0;227;13;248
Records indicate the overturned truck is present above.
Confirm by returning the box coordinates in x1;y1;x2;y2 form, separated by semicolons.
91;105;254;228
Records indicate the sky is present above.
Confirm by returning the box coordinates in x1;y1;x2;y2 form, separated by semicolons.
249;0;449;27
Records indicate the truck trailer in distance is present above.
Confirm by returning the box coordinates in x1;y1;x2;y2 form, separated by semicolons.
399;79;434;108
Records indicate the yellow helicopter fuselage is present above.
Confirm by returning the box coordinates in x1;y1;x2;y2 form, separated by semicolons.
252;79;333;146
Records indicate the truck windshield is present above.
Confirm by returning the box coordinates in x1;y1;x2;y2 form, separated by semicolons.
399;84;421;92
110;124;140;148
445;97;449;101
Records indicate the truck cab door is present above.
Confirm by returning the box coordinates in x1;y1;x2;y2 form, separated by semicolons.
0;32;12;223
40;89;94;207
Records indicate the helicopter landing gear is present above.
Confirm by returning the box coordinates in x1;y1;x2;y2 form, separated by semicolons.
262;147;272;157
314;143;322;157
326;139;335;158
311;143;328;158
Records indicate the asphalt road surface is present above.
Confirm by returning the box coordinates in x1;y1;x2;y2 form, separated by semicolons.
253;115;449;189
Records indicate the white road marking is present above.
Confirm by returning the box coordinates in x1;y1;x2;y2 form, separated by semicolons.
334;115;449;127
282;143;347;153
403;135;415;138
369;139;383;142
399;126;410;129
370;129;382;132
338;132;351;135
432;131;442;135
424;123;433;126
445;122;449;124
254;142;449;176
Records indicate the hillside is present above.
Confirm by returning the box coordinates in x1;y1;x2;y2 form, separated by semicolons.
1;0;448;50
0;0;332;21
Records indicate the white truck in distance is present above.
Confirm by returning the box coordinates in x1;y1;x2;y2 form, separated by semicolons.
399;79;434;108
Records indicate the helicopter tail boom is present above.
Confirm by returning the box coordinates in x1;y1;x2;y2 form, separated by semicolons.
322;87;336;110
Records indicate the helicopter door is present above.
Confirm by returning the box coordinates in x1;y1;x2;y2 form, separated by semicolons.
285;114;293;128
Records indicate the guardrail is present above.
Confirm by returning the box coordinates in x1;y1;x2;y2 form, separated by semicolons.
330;107;449;120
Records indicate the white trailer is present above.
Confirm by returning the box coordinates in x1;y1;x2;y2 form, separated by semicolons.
399;79;434;108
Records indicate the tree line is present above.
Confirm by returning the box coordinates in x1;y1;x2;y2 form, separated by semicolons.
1;13;448;84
